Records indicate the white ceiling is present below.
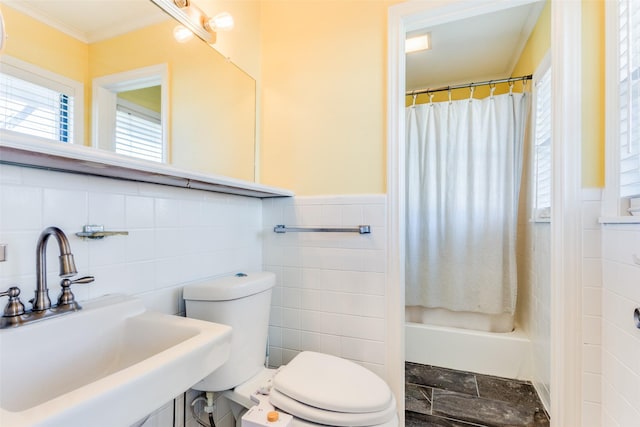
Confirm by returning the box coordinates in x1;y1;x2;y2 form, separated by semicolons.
4;0;168;43
405;2;545;92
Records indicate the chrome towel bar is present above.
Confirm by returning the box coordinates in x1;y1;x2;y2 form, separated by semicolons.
273;225;371;234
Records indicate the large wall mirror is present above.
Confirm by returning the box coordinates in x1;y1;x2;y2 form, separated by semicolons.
0;0;256;182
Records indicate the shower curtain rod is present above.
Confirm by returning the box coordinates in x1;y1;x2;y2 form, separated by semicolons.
405;74;533;97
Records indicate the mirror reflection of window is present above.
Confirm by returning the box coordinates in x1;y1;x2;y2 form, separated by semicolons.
115;87;163;162
91;65;168;163
0;57;83;144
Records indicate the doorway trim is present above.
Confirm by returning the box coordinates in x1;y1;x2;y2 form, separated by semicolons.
386;1;583;425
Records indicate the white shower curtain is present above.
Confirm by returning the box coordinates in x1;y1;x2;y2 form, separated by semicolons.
405;92;530;315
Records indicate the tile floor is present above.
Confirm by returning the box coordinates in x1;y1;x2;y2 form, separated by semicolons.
405;362;550;427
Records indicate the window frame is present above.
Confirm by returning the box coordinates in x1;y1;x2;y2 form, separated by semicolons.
0;55;84;145
531;52;552;222
604;0;640;218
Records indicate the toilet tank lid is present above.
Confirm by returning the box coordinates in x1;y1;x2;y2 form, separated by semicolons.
183;272;276;301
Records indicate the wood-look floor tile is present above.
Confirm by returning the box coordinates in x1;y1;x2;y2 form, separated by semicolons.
406;383;433;415
406;362;478;396
406;410;489;427
431;389;549;427
475;375;549;422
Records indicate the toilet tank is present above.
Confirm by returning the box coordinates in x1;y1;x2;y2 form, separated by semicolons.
183;272;275;392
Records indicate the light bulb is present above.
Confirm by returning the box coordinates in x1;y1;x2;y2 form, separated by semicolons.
207;12;234;31
173;25;194;43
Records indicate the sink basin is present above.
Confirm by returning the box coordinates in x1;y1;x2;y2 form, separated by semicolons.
0;294;232;427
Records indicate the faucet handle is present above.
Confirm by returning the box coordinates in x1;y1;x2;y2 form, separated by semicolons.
0;286;26;317
68;276;95;285
57;276;95;310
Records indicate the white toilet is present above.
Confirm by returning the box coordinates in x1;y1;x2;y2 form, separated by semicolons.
183;272;398;427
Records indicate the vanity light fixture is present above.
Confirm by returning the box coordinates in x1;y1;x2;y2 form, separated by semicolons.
150;0;234;44
406;34;431;53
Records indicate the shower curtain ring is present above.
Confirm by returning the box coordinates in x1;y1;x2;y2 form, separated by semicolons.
509;80;514;96
448;88;452;104
412;94;417;107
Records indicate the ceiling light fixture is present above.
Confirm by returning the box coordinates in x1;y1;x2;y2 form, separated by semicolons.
406;34;431;53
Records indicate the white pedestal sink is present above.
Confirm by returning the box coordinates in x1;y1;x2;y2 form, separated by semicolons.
0;294;232;427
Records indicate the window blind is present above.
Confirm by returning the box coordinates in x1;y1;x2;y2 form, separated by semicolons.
534;67;552;218
114;102;163;163
619;0;640;198
0;72;75;143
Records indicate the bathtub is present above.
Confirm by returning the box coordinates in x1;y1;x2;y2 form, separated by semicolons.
405;307;533;380
406;306;515;333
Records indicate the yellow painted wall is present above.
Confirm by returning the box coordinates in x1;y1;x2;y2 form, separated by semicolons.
261;0;605;194
258;0;549;194
582;0;605;188
512;1;551;78
0;5;88;83
259;0;398;195
3;0;606;191
118;86;162;113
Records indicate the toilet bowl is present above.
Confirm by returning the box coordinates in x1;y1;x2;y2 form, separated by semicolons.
225;353;397;427
182;272;398;427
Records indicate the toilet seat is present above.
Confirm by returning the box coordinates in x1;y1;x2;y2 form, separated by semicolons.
270;388;397;427
226;352;398;427
272;352;393;413
270;352;397;427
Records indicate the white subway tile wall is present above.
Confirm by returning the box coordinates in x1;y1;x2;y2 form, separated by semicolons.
517;188;605;420
581;189;604;425
262;195;388;378
601;222;640;426
516;150;551;410
527;220;551;409
0;164;262;310
0;163;262;426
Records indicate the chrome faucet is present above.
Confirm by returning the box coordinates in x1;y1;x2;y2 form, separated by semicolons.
0;226;94;328
33;226;78;312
